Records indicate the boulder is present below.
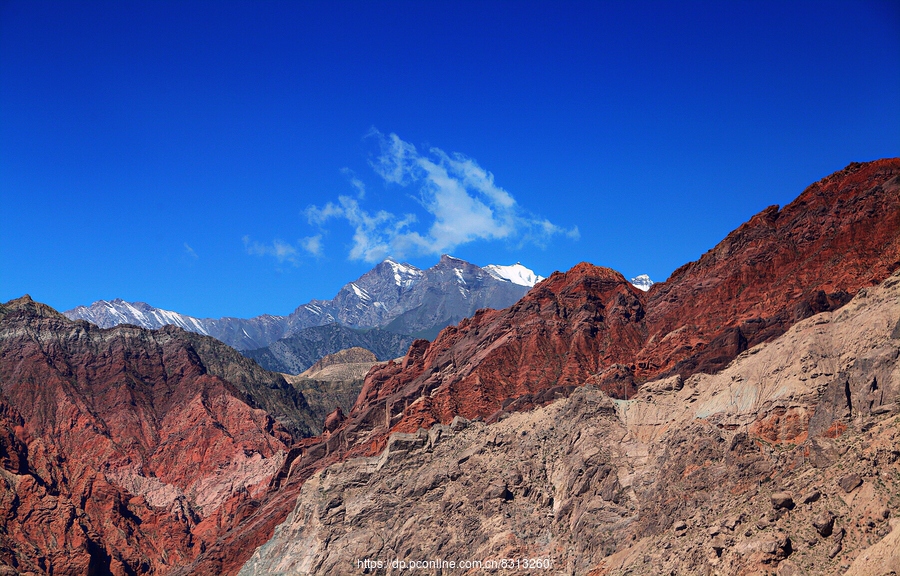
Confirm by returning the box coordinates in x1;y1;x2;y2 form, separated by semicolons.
771;492;795;510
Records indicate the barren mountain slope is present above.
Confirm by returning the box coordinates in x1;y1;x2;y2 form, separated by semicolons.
240;269;900;576
0;298;315;575
177;159;899;575
283;347;383;430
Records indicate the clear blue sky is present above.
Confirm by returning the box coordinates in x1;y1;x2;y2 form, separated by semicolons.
2;0;898;318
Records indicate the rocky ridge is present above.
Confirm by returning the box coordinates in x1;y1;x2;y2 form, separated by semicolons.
240;268;900;575
283;348;383;432
243;324;410;375
177;159;900;575
0;298;318;574
334;159;900;454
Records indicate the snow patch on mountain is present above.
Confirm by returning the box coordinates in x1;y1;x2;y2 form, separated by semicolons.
484;263;544;287
629;274;654;291
385;258;422;288
349;283;371;301
66;299;211;335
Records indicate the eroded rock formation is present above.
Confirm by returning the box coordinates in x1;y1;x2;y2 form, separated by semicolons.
240;268;900;575
2;159;898;575
181;158;900;575
0;298;316;574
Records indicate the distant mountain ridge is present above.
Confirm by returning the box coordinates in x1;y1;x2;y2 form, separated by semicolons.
64;256;541;351
243;324;413;375
65;257;652;372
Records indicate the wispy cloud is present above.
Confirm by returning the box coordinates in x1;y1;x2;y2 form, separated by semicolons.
341;167;366;199
243;236;300;265
308;130;578;263
243;233;324;265
183;242;199;259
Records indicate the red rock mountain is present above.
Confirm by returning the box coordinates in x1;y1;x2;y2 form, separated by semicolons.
180;158;899;574
2;159;898;575
0;298;317;574
342;158;900;452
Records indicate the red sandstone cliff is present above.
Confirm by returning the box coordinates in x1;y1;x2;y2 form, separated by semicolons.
180;158;899;575
343;158;900;451
0;298;313;574
640;159;900;378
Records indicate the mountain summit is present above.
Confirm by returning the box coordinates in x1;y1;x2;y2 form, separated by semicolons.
629;273;654;291
484;262;545;287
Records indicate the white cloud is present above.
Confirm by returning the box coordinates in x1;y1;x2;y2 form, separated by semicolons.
341;167;366;199
307;130;577;263
301;234;323;256
243;236;300;265
368;129;420;185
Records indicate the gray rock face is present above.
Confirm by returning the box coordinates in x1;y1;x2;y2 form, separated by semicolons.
771;492;795;510
283;348;382;433
239;270;900;576
812;510;835;537
839;473;863;493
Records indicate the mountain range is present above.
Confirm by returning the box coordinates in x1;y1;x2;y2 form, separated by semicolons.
2;159;897;575
64;259;651;356
65;256;547;352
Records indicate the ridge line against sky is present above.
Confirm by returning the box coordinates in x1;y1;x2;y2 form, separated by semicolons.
1;1;898;318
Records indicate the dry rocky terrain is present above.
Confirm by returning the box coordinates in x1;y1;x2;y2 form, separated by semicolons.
241;269;900;575
2;160;898;575
178;159;900;575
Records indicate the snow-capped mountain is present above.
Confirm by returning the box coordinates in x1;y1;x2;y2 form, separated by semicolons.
65;299;212;334
65;256;538;350
629;274;654;291
484;263;545;287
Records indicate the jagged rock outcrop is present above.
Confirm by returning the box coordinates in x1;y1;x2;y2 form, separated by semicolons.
638;159;900;379
179;159;900;575
341;158;900;454
0;297;317;574
239;268;900;575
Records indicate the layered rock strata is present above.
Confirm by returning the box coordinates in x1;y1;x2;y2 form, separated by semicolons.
241;269;900;575
0;298;316;575
283;348;382;430
181;159;900;575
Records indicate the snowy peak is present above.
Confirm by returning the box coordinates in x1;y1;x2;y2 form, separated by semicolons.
65;299;211;335
484;263;544;287
629;274;654;292
383;258;422;288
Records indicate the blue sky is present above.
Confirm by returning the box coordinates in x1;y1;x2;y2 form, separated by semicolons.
2;1;898;318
